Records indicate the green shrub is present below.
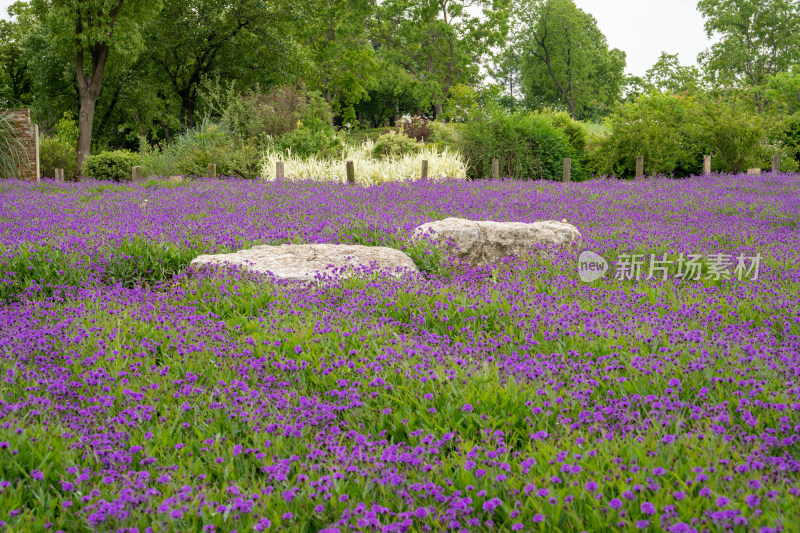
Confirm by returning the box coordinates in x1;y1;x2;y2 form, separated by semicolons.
202;81;334;148
138;140;180;178
534;109;589;155
174;142;261;179
139;119;261;179
83;150;140;181
272;128;343;159
773;116;800;170
585;92;770;177
55;112;79;147
428;121;464;152
371;131;423;159
691;94;770;174
343;127;395;147
584;93;699;178
39;137;76;180
461;109;583;180
38;112;79;180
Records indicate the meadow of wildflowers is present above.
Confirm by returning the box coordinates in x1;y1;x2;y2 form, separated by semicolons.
0;174;798;532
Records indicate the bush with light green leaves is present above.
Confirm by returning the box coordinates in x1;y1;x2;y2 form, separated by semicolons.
461;108;585;180
83;150;140;181
371;131;424;159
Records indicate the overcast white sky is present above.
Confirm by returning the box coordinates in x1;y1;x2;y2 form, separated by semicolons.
573;0;711;76
0;0;712;77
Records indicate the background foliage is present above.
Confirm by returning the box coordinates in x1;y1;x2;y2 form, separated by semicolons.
461;108;584;180
2;0;800;179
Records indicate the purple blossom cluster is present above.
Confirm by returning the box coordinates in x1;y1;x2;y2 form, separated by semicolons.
0;175;798;531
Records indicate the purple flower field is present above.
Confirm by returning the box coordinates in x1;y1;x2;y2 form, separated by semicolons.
0;175;798;532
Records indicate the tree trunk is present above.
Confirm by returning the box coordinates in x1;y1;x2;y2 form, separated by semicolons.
324;88;335;129
77;94;98;176
76;51;108;175
179;94;196;129
73;1;122;175
161;122;172;143
435;102;444;119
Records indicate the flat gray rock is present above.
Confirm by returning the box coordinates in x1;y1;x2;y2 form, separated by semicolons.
413;217;581;267
190;243;419;281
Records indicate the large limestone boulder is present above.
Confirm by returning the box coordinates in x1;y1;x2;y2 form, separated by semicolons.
413;217;581;267
191;244;419;282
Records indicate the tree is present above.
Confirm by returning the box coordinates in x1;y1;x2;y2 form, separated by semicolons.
764;67;800;116
31;0;161;172
697;0;800;111
144;0;303;129
515;0;626;120
354;57;424;127
644;52;702;94
300;0;378;128
371;0;511;118
763;67;800;162
489;47;523;110
0;2;35;107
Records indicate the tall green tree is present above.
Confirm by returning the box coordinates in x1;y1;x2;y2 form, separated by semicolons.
764;67;800;116
144;0;303;128
644;52;702;94
763;67;800;160
515;0;626;120
300;0;378;127
371;0;511;117
697;0;800;111
0;2;35;107
31;0;161;172
490;47;523;110
354;56;423;127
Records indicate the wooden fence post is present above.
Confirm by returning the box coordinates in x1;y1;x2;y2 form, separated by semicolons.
33;124;40;182
563;158;571;183
491;158;499;180
635;156;644;178
703;155;711;175
346;160;355;184
275;161;284;179
207;163;216;179
131;166;141;181
772;154;780;174
421;159;428;179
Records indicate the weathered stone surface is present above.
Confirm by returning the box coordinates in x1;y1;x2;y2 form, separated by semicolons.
413;217;581;267
190;244;419;281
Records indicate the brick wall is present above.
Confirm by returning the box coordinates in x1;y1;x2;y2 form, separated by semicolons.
2;108;39;181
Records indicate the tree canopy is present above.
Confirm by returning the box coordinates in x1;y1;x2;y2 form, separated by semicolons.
4;0;800;176
697;0;800;110
371;0;511;117
514;0;626;120
31;0;162;170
